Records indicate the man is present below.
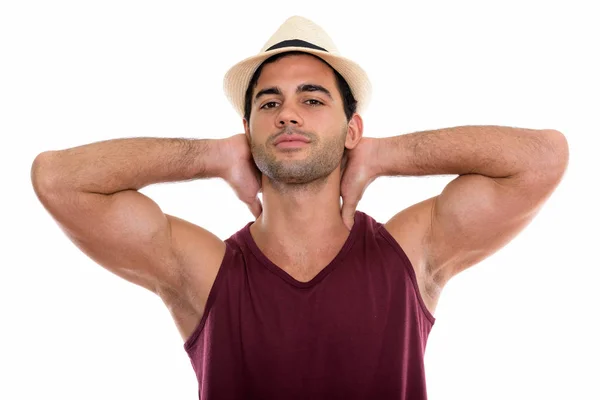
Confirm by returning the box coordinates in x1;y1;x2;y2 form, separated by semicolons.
31;15;568;400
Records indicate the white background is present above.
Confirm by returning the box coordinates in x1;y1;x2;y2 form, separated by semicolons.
2;1;598;399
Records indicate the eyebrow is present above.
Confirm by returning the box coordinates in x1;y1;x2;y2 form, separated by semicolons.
254;83;333;104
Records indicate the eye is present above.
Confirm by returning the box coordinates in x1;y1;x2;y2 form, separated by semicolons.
305;99;324;106
260;101;279;110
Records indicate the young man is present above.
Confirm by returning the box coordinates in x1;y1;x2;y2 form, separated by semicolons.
31;16;569;400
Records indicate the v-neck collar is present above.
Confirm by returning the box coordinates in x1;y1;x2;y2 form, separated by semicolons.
240;211;364;288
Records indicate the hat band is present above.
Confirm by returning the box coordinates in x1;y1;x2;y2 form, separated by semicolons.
265;39;328;53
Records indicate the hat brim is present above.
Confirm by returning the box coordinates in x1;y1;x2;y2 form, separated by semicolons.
223;47;371;119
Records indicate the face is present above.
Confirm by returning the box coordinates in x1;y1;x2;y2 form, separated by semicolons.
244;54;351;185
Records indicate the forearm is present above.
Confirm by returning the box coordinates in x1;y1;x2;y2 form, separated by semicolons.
32;137;226;195
376;125;567;179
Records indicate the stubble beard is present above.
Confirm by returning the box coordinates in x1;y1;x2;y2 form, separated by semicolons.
250;127;347;191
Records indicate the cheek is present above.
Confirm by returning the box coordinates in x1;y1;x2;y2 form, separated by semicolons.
249;121;272;147
251;113;273;131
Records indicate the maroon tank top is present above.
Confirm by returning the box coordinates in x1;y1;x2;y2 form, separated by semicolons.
183;210;436;399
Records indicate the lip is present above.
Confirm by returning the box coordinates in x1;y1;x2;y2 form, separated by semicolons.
273;134;311;145
275;140;310;148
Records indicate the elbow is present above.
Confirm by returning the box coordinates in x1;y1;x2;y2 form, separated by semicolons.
518;129;569;188
540;129;570;180
31;151;60;197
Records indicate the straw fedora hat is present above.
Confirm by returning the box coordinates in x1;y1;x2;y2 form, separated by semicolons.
223;16;372;118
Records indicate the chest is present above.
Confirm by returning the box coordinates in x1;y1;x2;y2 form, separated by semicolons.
235;248;429;331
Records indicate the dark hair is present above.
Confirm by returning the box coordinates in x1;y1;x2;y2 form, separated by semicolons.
243;51;358;122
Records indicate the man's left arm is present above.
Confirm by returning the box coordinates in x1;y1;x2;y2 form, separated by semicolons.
347;125;569;284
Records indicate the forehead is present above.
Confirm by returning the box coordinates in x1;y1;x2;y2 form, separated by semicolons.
257;54;337;88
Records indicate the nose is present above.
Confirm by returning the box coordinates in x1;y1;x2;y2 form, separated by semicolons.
278;118;298;126
276;103;303;127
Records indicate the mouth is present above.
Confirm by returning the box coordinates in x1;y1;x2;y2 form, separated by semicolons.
273;129;311;146
275;140;310;148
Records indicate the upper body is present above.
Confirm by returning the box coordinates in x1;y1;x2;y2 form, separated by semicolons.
30;17;569;399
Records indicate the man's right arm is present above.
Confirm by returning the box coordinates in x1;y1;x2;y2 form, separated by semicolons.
30;137;230;301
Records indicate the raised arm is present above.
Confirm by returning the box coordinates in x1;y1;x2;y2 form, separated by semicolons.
30;134;262;303
339;125;568;313
380;126;569;290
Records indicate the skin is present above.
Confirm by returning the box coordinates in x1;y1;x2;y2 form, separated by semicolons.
243;54;365;281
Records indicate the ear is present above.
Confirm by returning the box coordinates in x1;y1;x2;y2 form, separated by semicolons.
345;113;364;150
243;118;251;141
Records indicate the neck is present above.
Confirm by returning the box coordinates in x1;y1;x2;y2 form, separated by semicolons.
251;167;351;255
